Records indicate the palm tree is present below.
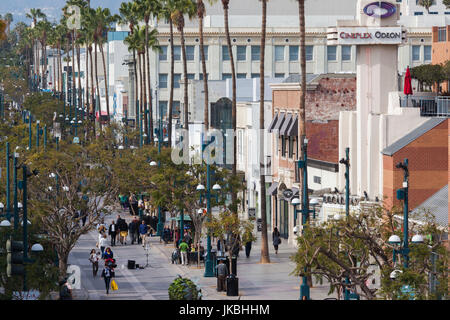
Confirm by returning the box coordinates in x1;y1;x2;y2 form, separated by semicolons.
171;0;196;147
136;0;162;144
417;0;435;13
159;0;177;147
259;0;270;264
26;9;46;88
36;19;52;89
4;13;13;35
220;0;238;215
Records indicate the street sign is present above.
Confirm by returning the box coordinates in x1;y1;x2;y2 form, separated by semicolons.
248;208;256;218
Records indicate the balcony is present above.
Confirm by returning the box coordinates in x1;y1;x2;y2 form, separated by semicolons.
400;96;450;117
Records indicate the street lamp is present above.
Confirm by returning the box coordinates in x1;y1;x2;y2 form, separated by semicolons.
310;198;319;220
0;220;11;227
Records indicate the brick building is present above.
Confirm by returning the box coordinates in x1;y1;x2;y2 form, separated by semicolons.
432;26;450;92
382;118;448;211
268;73;356;241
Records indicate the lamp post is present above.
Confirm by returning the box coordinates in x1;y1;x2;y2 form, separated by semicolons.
13;152;19;230
28;112;32;150
5;142;11;221
296;136;314;300
391;158;410;269
36;120;40;150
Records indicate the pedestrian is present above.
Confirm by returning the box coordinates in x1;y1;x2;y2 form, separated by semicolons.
128;217;139;245
99;233;107;258
184;231;192;247
272;227;281;254
89;249;100;277
163;227;170;244
215;260;228;292
81;209;87;227
129;193;138;216
118;218;128;245
174;227;180;248
139;220;148;247
97;219;106;233
101;262;113;295
179;239;189;266
108;221;117;246
245;240;252;258
104;247;114;260
59;278;73;300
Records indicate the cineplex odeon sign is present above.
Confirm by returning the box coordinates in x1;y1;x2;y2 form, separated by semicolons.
337;27;403;45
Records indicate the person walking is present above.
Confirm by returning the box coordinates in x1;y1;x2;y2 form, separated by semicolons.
129;193;138;216
89;249;100;277
101;263;113;294
215;260;228;292
272;227;281;254
245;240;252;258
80;209;87;227
108;221;117;246
179;239;189;266
118;218;128;245
59;278;73;300
128;217;139;245
103;247;114;260
139;220;148;247
99;233;108;258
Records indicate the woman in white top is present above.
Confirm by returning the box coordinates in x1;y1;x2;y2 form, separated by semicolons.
99;233;108;258
89;249;100;277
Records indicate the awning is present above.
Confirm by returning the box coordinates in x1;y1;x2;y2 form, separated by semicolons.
267;182;278;196
272;112;286;132
268;113;279;132
280;113;293;136
287;115;298;137
168;214;192;222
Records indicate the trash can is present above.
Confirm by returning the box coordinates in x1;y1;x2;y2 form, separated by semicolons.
226;274;239;296
127;260;136;269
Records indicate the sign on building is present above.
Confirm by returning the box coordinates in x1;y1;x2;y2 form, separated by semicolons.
337;27;403;45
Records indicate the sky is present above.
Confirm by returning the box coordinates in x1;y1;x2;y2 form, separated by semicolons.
0;0;128;26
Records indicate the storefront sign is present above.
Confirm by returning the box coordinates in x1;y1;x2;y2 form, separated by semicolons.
337;27;402;45
363;2;397;19
282;189;293;199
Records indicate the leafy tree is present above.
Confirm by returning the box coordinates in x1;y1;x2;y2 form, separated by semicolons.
444;0;450;8
291;205;448;300
417;0;435;13
168;275;201;300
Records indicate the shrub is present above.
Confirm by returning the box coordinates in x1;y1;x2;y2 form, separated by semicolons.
168;275;201;300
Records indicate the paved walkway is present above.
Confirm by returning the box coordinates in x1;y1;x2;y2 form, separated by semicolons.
68;208;337;300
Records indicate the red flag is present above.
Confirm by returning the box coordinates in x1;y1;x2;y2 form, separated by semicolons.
404;67;413;96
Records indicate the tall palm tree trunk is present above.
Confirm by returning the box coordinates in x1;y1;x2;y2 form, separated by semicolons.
142;40;149;144
223;1;238;214
77;44;82;112
72;31;76;109
298;0;306;206
180;26;188;135
133;49;139;128
53;48;56;93
198;0;209;131
145;20;154;143
94;42;102;132
138;52;144;125
89;47;96;136
168;18;175;147
259;0;270;264
99;42;111;122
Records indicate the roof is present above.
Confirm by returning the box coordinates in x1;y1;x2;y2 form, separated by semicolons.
381;118;447;156
282;74;320;84
411;185;448;229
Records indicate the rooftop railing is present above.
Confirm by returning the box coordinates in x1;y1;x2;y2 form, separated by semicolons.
400;96;450;117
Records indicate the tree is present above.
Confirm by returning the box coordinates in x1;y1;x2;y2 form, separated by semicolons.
258;0;270;264
25;134;121;278
291;205;448;300
417;0;435;13
205;209;256;276
4;13;13;35
444;0;450;8
0;20;6;41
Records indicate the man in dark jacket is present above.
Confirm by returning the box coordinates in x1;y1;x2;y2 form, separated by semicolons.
139;221;149;247
128;217;139;245
108;221;117;246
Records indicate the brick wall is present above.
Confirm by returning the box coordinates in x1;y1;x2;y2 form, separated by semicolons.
383;120;448;211
306;120;339;163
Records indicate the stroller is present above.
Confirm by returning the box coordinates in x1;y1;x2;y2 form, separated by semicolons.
171;248;180;264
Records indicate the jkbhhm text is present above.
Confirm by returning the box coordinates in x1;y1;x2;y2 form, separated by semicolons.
179;304;270;317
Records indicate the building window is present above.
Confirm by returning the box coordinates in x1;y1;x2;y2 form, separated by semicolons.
313;176;321;184
412;45;420;61
222;73;232;80
414;12;423;15
424;45;431;61
159;74;168;89
186;45;195;61
172;101;181;118
289;46;299;61
222;45;230;61
237;46;247;61
237;73;247;79
173;46;181;61
251;73;260;79
275;73;285;78
429;12;438;14
342;45;351;61
281;136;286;157
251;45;260;61
288;136;294;158
327;46;337;61
160;46;168;61
199;73;209;80
306;45;313;61
173;74;181;88
187;73;195;80
438;27;447;42
159;101;168;119
199;45;208;60
275;45;285;61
